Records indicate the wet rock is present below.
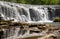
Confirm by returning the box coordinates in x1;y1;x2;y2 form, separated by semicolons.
48;36;57;39
0;30;3;39
29;25;37;28
37;26;48;30
30;30;40;34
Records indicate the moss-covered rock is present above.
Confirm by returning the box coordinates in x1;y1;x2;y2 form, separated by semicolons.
53;17;60;22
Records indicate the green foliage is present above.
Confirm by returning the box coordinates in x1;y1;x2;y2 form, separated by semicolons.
0;0;60;5
49;0;59;5
16;0;26;4
25;0;33;4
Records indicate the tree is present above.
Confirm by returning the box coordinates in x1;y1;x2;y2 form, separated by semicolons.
16;0;26;4
25;0;33;4
0;0;60;5
49;0;59;5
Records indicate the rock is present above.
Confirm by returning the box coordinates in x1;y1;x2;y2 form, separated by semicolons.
0;30;3;39
37;26;48;30
48;36;57;39
53;17;60;22
30;30;40;33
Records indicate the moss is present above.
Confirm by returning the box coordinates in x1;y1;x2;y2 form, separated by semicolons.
53;17;60;22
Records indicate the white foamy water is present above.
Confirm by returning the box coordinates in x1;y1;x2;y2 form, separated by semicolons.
0;1;53;22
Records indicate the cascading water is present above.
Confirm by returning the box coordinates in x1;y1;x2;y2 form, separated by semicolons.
0;1;53;22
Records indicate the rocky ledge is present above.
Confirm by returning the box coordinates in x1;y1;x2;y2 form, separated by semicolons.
0;20;60;39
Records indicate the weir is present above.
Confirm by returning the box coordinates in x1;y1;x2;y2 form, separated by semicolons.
0;1;58;22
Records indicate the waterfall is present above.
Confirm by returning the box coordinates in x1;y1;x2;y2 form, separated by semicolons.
1;1;60;39
0;1;54;22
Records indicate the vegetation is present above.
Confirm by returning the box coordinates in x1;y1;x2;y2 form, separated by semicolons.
0;0;60;5
54;17;60;22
